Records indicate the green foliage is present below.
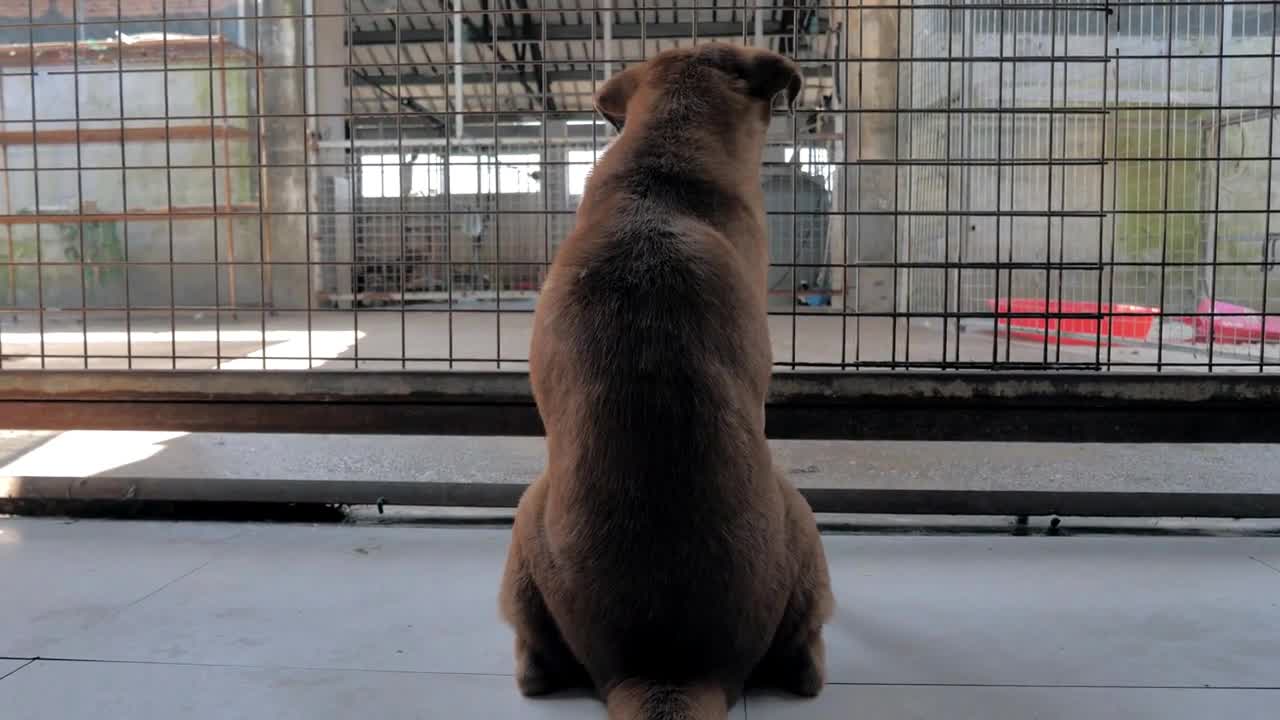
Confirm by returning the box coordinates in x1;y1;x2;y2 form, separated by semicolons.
0;213;124;307
1113;113;1205;266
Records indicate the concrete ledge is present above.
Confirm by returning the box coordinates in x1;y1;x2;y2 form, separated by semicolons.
4;370;1280;442
6;476;1280;519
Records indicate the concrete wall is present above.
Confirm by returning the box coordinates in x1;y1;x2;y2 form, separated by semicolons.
899;15;1280;315
0;52;264;310
1;1;312;312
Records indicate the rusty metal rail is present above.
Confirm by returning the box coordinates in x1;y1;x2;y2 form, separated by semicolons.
3;370;1280;443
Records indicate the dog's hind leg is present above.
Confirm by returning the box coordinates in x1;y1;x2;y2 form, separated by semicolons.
500;478;591;697
748;478;834;697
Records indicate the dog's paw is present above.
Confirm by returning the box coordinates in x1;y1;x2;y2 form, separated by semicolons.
788;661;825;698
775;646;825;698
515;655;563;697
516;669;555;697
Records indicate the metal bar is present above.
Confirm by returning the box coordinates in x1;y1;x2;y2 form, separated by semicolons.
2;370;1280;442
454;6;464;141
1205;1;1230;370
1260;2;1280;372
208;6;224;370
790;5;800;371
1156;0;1175;371
70;0;86;368
0;59;12;356
1104;25;1120;371
602;0;612;80
1043;0;1060;365
113;0;130;368
0;125;255;145
5;476;1280;519
892;0;905;369
6;103;1165;125
490;1;500;369
301;0;316;365
253;3;268;349
395;0;405;370
1093;1;1111;360
540;0;552;331
218;32;238;324
345;0;359;365
444;2;456;370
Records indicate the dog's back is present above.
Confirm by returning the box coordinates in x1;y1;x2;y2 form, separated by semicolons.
533;140;785;713
547;155;772;488
507;45;827;720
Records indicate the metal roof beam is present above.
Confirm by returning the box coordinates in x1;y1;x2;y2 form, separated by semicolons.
349;19;831;46
356;64;832;88
359;68;595;86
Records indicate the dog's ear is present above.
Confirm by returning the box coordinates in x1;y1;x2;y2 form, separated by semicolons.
703;45;804;110
594;65;643;131
743;49;804;110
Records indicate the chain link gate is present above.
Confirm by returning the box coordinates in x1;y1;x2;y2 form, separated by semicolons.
2;1;1280;518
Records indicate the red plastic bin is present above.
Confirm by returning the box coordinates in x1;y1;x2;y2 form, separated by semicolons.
1176;299;1280;345
984;298;1160;346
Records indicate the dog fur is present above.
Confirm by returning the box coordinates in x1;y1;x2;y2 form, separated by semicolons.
499;43;833;720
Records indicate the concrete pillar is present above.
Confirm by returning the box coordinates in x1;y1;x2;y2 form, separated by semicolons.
311;0;351;307
255;0;309;310
842;1;907;313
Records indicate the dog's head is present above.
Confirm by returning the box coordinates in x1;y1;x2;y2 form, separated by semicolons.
594;43;803;133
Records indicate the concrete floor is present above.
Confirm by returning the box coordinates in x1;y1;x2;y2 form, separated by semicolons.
5;308;1278;370
4;429;1280;495
1;517;1278;718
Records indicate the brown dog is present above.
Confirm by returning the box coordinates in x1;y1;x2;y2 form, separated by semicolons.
500;43;833;720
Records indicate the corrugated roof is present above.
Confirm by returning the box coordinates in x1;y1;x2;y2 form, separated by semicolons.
345;0;837;116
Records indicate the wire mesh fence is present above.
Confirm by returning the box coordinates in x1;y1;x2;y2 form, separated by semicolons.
0;1;1278;373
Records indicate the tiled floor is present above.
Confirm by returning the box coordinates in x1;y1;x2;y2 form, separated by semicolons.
1;517;1278;718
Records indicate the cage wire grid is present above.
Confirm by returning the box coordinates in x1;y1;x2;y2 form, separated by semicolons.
0;1;1278;373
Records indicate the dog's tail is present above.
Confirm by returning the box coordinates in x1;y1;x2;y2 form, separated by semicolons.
606;679;728;720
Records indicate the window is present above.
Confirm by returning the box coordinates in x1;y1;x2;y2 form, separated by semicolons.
1232;4;1276;38
449;153;541;195
495;154;541;194
785;147;835;189
359;154;402;198
359;152;541;198
411;156;445;196
566;149;603;198
963;2;1249;38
